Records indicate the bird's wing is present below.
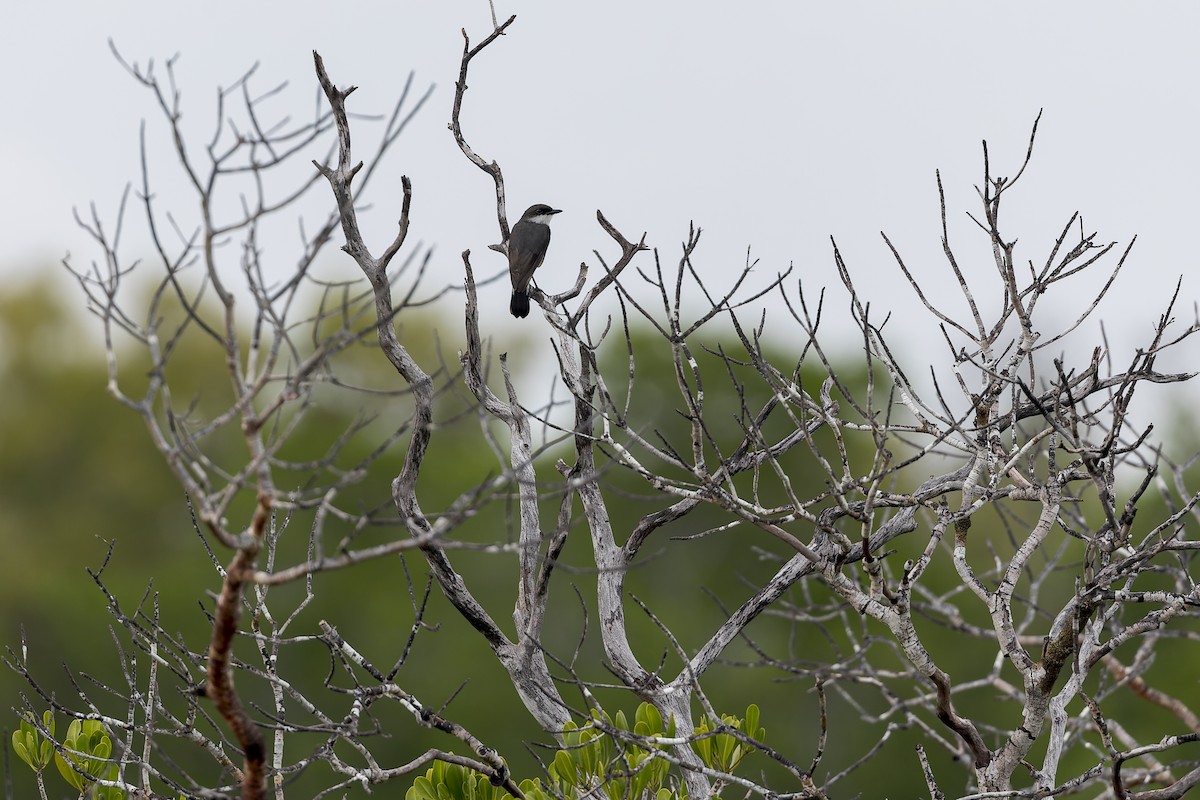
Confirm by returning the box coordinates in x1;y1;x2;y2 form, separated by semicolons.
508;223;552;291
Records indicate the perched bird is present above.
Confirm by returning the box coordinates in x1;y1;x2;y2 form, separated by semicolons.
508;203;562;318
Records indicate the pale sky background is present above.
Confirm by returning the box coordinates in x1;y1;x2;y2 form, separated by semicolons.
3;2;1198;413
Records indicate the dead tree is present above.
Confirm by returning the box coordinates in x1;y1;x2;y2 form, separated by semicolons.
13;13;1200;800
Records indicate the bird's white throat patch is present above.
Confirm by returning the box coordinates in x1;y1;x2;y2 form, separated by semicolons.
527;214;555;225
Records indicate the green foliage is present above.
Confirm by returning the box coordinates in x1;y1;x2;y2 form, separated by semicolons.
406;758;514;800
11;709;55;773
406;703;762;800
55;717;121;797
12;711;125;799
692;704;764;775
550;708;656;800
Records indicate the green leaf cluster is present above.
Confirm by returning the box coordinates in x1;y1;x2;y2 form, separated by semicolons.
406;703;763;800
547;705;674;800
12;711;126;799
406;758;517;800
11;710;55;772
692;704;764;775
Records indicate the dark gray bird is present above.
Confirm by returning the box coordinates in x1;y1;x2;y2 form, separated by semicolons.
508;203;562;318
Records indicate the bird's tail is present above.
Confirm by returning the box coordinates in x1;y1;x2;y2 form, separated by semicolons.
510;290;530;318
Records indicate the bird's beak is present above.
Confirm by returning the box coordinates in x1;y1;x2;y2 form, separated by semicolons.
551;208;563;215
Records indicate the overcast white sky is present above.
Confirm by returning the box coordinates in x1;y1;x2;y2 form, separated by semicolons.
3;3;1198;400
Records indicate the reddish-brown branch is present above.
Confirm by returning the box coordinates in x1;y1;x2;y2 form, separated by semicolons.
206;491;270;800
